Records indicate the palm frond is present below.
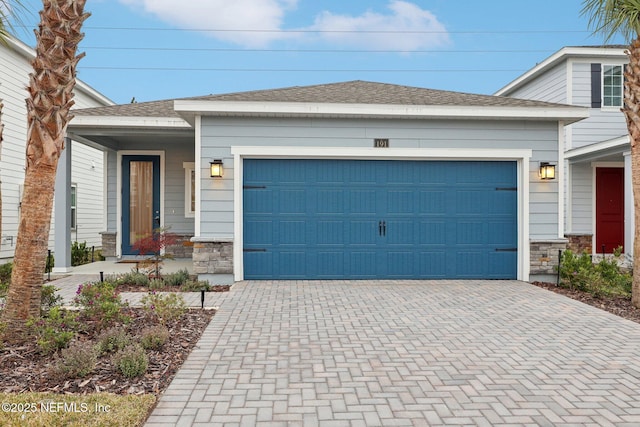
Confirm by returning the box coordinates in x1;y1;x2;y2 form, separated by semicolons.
0;0;29;45
582;0;640;42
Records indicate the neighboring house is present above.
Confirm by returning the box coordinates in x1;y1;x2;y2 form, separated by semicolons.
64;80;587;282
496;46;630;261
0;35;113;264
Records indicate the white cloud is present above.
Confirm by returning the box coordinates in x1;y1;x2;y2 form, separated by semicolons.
118;0;450;51
310;1;450;51
118;0;299;47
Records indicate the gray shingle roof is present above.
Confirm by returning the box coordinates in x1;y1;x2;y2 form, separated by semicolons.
73;80;577;119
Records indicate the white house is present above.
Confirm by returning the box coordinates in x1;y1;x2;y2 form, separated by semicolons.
495;46;630;259
63;80;588;282
0;35;113;263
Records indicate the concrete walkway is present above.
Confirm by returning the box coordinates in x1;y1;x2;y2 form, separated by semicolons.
143;280;640;427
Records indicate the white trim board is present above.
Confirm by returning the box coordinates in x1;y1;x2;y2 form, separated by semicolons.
230;146;532;282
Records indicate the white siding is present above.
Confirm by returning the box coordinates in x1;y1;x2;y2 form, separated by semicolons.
507;63;568;104
570;61;627;148
0;38;111;261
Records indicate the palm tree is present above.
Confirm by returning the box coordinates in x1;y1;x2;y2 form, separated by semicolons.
2;0;89;340
582;0;640;307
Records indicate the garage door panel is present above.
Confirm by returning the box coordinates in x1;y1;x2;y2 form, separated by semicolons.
350;252;378;277
244;189;275;214
278;220;307;245
317;220;345;245
455;251;486;277
316;252;345;277
387;190;415;214
317;190;345;214
488;251;517;278
279;190;306;214
243;159;517;280
418;191;447;214
456;221;486;245
350;221;378;245
417;252;447;277
419;222;447;245
386;220;414;245
244;220;274;246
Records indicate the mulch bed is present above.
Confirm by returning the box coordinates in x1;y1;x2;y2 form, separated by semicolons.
0;308;214;395
531;281;640;324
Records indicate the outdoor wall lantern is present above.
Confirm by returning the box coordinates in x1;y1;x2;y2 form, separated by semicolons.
210;159;224;178
539;162;556;180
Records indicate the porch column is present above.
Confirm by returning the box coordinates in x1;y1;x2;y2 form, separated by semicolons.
624;151;634;259
53;138;72;273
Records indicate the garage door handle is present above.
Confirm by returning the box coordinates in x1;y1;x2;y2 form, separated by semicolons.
379;221;386;236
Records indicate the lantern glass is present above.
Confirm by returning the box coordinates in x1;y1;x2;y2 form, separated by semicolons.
210;160;223;178
540;163;555;180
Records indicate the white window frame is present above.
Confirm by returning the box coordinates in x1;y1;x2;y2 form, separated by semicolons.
603;64;623;108
70;183;77;231
183;162;196;218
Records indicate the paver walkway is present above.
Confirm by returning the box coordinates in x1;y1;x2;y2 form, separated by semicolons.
144;280;640;426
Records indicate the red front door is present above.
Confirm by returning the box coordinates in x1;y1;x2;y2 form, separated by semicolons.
596;167;624;253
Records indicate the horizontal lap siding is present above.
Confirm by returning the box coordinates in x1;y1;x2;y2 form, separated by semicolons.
1;43;109;259
507;63;568;104
199;117;560;241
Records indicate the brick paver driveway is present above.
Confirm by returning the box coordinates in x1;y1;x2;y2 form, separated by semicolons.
145;281;640;426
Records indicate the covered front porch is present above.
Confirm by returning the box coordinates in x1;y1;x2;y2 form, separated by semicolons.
564;135;633;259
55;101;200;274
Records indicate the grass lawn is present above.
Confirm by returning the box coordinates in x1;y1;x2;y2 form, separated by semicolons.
0;392;155;427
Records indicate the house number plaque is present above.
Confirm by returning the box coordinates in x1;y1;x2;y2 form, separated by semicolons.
374;138;389;148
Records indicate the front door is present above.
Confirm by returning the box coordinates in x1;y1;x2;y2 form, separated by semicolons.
596;167;624;253
122;155;161;255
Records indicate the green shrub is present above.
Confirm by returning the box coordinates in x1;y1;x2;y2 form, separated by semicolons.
180;279;210;292
27;307;79;355
0;262;11;284
96;327;132;355
53;341;98;378
73;281;129;330
148;278;165;290
113;344;148;378
41;284;63;313
163;269;190;287
71;241;91;266
558;248;632;298
116;271;150;287
0;281;8;298
139;325;170;350
141;292;186;325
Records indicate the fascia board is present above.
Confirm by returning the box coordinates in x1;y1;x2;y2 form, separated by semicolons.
68;115;191;129
565;135;629;160
495;46;628;96
174;100;589;123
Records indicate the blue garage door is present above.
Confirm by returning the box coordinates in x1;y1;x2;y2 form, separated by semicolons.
243;159;517;280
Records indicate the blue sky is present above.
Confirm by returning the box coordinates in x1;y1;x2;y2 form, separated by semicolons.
7;0;628;104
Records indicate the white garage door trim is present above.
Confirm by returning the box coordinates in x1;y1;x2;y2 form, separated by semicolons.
231;146;532;282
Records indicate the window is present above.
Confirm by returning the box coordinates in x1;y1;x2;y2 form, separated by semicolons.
183;162;195;218
603;65;623;107
70;184;77;230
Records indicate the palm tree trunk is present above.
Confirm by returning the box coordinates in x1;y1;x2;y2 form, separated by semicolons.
1;0;88;341
624;37;640;308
